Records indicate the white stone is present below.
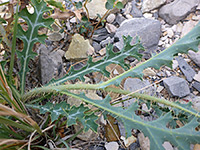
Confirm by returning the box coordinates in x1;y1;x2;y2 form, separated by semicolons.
143;68;156;77
143;13;153;19
142;0;166;12
105;142;119;150
167;28;174;38
138;133;150;150
158;40;164;46
106;14;116;23
165;44;171;48
162;142;173;150
194;71;200;82
125;14;133;19
157;86;164;92
161;36;168;41
192;15;200;21
171;25;177;32
176;22;183;32
165;70;171;76
192;96;200;112
106;23;117;33
70;17;76;23
123;2;132;15
181;20;198;37
99;48;106;56
86;0;107;19
121;136;137;147
172;60;178;69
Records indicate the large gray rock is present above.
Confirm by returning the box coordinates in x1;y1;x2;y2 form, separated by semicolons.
142;0;166;12
177;57;196;82
192;81;200;92
130;1;143;18
38;44;64;84
188;50;200;67
163;76;190;97
123;78;156;107
159;0;200;25
114;18;161;53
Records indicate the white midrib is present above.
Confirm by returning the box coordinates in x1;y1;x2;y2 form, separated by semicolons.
21;8;41;94
51;47;132;86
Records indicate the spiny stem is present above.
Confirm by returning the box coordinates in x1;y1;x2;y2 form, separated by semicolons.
22;84;200;118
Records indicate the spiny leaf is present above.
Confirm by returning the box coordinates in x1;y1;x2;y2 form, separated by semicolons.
27;102;98;131
99;22;200;88
64;103;98;132
48;35;144;86
27;102;69;122
17;0;54;94
62;91;200;150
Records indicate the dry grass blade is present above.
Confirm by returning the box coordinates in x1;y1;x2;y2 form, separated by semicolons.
0;139;27;149
0;104;42;134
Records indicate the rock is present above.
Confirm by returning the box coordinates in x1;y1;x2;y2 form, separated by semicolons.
143;68;156;77
138;133;150;150
74;122;97;141
117;122;126;138
129;141;140;150
172;59;179;69
123;78;156;107
194;144;200;150
106;14;116;23
143;13;153;19
163;76;190;97
192;96;200;112
181;20;198;37
159;0;199;25
192;81;200;92
176;22;184;32
162;142;173;150
142;0;166;12
88;146;106;150
99;48;106;56
92;28;109;43
123;2;132;15
157;85;164;92
115;13;126;26
188;50;200;67
38;44;64;84
121;136;137;147
48;32;64;41
100;37;114;47
47;22;64;41
177;57;196;82
65;34;94;60
92;41;101;52
105;142;119;150
130;1;143;18
194;71;200;82
86;0;107;19
192;15;200;21
86;0;128;19
105;23;117;33
166;28;174;38
114;18;161;53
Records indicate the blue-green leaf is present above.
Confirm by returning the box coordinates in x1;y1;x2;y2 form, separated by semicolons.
17;0;54;94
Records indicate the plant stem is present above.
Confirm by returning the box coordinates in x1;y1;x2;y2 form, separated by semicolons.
22;84;200;118
9;1;19;83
